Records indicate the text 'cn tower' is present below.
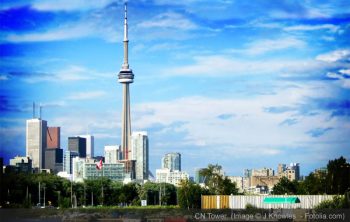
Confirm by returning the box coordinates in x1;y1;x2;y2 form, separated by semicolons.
118;3;134;160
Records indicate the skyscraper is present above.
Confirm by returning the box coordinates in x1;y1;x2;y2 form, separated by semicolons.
78;135;94;158
68;136;86;157
118;3;134;160
131;131;149;181
26;118;47;170
45;148;63;173
104;145;121;164
162;153;181;171
63;150;79;174
47;127;60;149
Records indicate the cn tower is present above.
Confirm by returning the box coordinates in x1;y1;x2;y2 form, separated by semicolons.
118;3;134;160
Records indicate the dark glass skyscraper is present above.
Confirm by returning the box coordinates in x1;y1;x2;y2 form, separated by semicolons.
68;136;86;157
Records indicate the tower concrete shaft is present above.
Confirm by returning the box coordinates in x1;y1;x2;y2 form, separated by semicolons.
118;3;134;160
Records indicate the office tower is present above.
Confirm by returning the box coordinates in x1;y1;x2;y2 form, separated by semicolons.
277;163;286;176
162;152;181;171
118;3;134;160
44;148;63;173
63;150;79;174
194;168;206;184
72;157;85;182
290;163;300;180
68;136;86;157
104;145;121;164
26;118;47;170
131;131;149;180
78;135;94;158
47;127;60;149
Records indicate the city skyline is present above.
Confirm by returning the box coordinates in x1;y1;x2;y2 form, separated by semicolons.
1;0;350;177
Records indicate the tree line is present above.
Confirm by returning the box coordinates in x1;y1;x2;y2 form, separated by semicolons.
272;156;350;195
1;156;348;209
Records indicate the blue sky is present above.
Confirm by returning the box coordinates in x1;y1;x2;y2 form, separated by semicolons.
1;0;350;177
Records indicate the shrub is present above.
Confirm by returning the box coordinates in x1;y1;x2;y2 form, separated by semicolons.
315;196;348;209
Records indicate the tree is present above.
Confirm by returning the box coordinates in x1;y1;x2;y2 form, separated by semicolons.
326;156;350;194
301;172;327;194
177;179;208;209
199;164;238;195
271;177;299;195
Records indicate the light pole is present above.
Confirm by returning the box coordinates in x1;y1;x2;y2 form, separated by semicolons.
43;185;46;208
70;181;73;208
38;181;41;207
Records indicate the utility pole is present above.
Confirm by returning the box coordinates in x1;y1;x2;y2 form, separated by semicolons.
43;186;46;208
84;184;86;206
101;186;104;206
159;184;161;206
26;186;29;202
91;191;94;206
38;181;41;206
71;181;73;208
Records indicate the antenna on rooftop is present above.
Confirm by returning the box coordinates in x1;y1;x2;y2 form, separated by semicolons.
33;102;36;119
39;104;42;119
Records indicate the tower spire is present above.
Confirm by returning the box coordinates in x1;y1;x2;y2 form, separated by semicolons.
122;2;129;69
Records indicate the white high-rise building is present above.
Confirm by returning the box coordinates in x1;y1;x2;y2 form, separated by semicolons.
131;131;149;181
63;150;79;174
104;145;121;164
156;168;189;186
72;157;85;182
78;135;94;158
162;152;181;171
26;118;47;170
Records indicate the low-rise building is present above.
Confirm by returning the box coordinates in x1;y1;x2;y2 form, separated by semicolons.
156;168;189;186
8;156;32;173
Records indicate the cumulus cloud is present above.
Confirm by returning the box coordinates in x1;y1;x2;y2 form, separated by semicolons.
316;49;350;62
133;81;342;150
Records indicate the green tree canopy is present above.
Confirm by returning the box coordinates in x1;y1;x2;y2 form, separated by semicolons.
199;164;238;195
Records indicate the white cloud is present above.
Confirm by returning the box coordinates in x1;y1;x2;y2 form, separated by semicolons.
31;0;115;11
23;65;112;83
316;49;350;62
3;5;121;43
67;91;107;100
5;25;94;43
321;36;335;42
132;82;345;159
339;69;350;75
284;24;339;33
244;37;305;55
165;55;323;77
138;12;197;30
326;72;350;89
